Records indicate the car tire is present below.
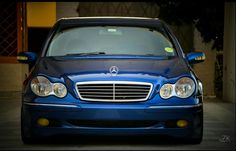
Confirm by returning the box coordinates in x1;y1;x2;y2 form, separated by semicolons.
21;132;35;144
21;107;36;144
188;137;203;144
187;111;203;144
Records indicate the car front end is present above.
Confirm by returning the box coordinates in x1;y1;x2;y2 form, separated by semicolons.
18;17;205;144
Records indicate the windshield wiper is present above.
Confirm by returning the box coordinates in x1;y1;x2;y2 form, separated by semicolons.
66;52;106;56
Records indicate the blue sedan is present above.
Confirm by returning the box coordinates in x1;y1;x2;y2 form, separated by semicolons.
17;17;205;144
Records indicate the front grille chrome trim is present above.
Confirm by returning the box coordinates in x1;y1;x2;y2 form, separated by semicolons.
75;81;153;102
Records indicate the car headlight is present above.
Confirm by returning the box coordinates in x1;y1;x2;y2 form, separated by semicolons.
53;83;67;98
160;84;173;99
30;76;67;98
31;76;52;96
175;77;195;98
159;77;196;99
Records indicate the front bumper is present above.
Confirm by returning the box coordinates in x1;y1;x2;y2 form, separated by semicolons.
22;102;203;138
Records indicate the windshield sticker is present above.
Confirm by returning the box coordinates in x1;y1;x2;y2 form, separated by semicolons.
165;47;174;53
107;29;117;32
99;29;122;35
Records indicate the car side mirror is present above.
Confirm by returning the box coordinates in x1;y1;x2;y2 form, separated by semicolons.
186;52;205;64
17;52;37;64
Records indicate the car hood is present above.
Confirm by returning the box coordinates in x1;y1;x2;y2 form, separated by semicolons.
35;56;190;80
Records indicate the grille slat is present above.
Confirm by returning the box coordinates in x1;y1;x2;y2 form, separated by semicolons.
80;91;147;95
78;89;113;91
80;95;115;97
115;89;150;91
81;95;147;97
76;81;152;102
80;92;113;94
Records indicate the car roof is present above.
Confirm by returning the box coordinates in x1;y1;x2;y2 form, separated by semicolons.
56;16;164;29
58;16;159;21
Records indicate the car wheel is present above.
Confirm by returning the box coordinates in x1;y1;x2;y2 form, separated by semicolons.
21;131;35;144
21;107;36;144
187;111;203;144
188;136;203;144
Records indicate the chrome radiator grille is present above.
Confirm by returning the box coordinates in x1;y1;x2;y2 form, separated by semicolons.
76;81;152;102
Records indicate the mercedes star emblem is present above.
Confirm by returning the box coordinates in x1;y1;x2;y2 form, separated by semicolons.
109;66;119;76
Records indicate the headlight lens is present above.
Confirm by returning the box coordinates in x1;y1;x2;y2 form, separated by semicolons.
31;76;52;96
30;76;67;98
175;77;195;98
53;83;67;98
160;84;173;99
159;77;196;99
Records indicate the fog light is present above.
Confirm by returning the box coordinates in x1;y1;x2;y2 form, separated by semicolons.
177;120;188;128
37;118;49;127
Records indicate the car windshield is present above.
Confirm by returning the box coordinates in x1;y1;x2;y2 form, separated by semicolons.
46;26;177;57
